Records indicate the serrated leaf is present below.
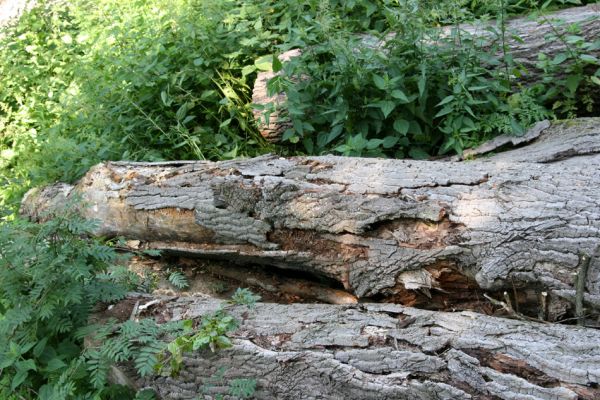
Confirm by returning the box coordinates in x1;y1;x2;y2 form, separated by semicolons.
272;56;283;73
551;53;568;65
434;105;453;118
366;139;384;150
326;125;344;144
45;357;67;372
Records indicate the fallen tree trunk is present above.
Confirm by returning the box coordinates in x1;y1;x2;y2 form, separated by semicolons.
107;295;600;400
252;5;600;142
21;118;600;322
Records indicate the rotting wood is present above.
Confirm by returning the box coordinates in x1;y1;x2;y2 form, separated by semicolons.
21;118;600;323
102;294;600;400
252;5;600;142
181;259;358;305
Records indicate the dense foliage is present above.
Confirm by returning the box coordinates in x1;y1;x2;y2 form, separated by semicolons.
1;0;599;209
0;203;151;398
0;0;599;398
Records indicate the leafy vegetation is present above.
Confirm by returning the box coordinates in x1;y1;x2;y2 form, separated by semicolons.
0;203;144;398
271;0;599;156
0;0;599;398
1;0;599;210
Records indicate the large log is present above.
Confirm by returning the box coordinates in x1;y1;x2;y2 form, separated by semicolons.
21;118;600;321
252;5;600;142
107;295;600;400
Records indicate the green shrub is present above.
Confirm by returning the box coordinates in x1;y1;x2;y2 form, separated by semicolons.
273;1;556;157
0;203;135;398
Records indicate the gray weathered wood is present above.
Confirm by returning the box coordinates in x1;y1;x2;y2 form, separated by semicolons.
21;118;600;320
110;295;600;400
252;5;600;142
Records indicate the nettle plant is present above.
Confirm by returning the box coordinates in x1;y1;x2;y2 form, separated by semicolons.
272;1;553;158
288;1;598;158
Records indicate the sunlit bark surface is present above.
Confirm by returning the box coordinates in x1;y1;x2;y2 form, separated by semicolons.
106;295;600;400
22;118;600;321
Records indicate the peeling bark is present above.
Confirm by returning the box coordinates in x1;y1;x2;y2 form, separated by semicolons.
252;5;600;142
108;295;600;400
21;118;600;321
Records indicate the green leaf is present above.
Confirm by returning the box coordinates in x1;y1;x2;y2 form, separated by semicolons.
255;55;274;71
382;136;399;148
565;75;581;94
434;106;453;118
580;54;599;64
303;137;314;154
272;56;283;73
375;101;396;118
373;74;386;90
366;139;384;150
551;53;568;65
418;65;426;97
326;125;344;144
591;76;600;86
391;90;409;103
241;65;256;77
436;95;455;106
11;369;28;390
510;118;525;136
393;119;409;135
45;358;67;372
409;148;429;160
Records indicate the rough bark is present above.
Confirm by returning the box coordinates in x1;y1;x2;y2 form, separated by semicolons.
107;294;600;400
21;118;600;321
252;5;600;142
